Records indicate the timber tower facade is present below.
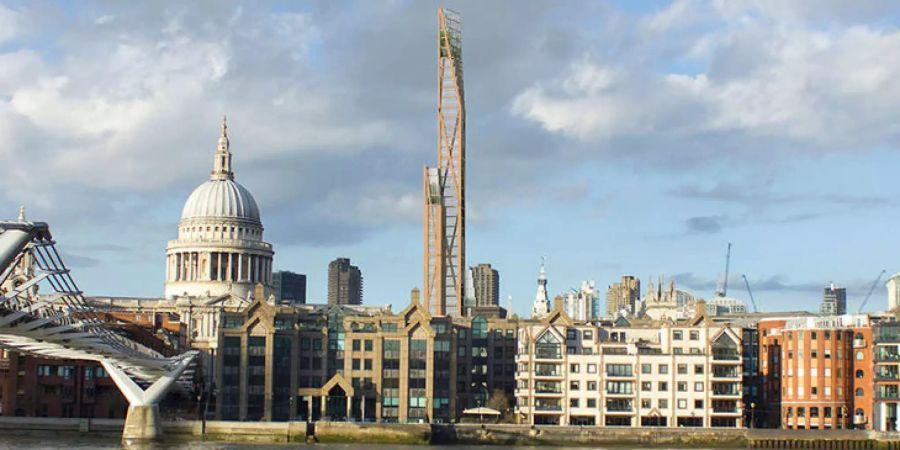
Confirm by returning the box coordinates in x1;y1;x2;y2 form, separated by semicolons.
424;8;466;317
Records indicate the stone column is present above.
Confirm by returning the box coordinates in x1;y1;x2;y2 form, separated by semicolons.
882;402;887;431
361;396;365;422
307;396;313;421
321;394;327;418
237;253;243;282
346;396;352;420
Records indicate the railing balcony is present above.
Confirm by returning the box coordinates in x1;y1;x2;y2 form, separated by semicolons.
713;350;740;361
877;390;900;400
534;404;563;412
876;369;900;381
713;369;741;379
712;407;739;414
876;351;900;362
534;389;562;395
605;406;634;413
712;387;742;397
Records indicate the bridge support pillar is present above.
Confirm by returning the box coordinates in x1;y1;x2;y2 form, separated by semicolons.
123;404;162;441
101;355;195;443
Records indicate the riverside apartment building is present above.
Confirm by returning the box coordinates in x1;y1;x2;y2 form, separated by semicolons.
515;302;744;428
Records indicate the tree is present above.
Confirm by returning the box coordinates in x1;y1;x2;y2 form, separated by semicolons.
486;389;514;423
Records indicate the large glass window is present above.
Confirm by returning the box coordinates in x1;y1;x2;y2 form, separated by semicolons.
535;332;561;359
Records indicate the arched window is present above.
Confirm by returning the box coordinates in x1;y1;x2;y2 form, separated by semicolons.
856;369;864;378
855;408;864;416
855;388;864;397
856;351;864;361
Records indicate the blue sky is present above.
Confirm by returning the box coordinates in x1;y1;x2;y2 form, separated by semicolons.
1;0;899;316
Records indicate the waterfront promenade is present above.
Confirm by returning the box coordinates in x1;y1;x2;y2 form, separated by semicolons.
0;416;898;448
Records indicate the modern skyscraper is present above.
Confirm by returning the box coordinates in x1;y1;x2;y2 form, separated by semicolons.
471;263;499;307
424;8;466;317
606;275;640;316
887;273;900;311
820;282;847;315
328;258;362;305
273;270;307;305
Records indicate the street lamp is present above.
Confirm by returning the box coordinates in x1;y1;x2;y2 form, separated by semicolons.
750;402;756;429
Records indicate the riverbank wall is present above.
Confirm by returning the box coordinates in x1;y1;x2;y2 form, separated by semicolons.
0;416;898;448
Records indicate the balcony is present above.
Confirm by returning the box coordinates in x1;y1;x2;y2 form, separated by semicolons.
534;404;563;412
713;350;740;362
876;349;900;362
876;368;900;381
711;407;740;414
712;385;741;397
712;368;741;379
605;406;634;414
604;390;634;397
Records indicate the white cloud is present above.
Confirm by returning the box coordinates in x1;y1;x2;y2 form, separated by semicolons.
512;9;900;157
0;4;20;44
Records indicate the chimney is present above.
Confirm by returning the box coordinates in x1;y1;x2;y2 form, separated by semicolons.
695;299;707;319
554;295;565;311
411;288;421;305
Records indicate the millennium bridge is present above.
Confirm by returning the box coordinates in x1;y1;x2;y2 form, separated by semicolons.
0;210;197;442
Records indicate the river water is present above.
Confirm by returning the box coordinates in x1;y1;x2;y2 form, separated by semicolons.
0;435;715;450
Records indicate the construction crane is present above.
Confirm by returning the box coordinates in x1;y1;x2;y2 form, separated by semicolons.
858;269;887;313
742;274;759;313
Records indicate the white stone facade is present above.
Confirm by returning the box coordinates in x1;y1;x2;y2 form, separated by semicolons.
515;309;744;428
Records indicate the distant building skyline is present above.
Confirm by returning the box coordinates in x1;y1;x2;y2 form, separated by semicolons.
471;263;499;308
327;257;362;306
820;283;847;315
606;275;641;316
273;270;307;305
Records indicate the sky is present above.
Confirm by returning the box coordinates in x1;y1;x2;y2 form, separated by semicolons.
1;0;900;317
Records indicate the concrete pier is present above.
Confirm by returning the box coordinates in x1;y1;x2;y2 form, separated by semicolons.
122;405;162;442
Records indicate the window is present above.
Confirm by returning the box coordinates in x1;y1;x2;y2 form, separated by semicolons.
587;363;597;374
352;359;360;370
810;407;819;417
364;359;372;370
570;381;580;391
641;382;652;392
811;387;817;396
570;398;579;408
587;398;596;408
857;351;864;361
856;369;864;378
353;340;361;351
364;340;373;351
690;331;699;340
587;381;597;391
694;382;704;392
694;399;703;409
642;399;651;409
694;364;704;374
678;364;687;374
641;363;652;374
583;330;593;340
856;388;864;397
811;332;817;340
570;363;580;373
658;364;669;374
678;399;687;409
677;382;687;392
567;329;577;340
825;387;832;397
674;330;683;340
658;399;668;409
658;382;668;391
606;364;633;377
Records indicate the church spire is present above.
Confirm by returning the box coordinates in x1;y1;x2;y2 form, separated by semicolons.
211;115;233;181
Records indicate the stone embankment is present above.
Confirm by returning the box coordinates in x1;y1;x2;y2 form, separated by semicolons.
0;416;898;448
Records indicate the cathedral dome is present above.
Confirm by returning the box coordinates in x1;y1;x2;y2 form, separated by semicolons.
178;116;261;224
181;179;260;223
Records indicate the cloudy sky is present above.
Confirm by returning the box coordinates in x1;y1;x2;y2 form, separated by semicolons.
1;0;899;316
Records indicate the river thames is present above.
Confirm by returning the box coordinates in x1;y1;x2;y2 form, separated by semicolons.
0;435;720;450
